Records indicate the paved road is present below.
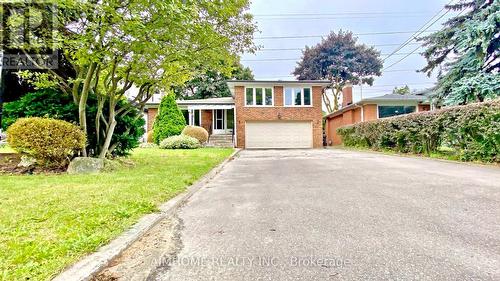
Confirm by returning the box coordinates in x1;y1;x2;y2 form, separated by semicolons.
154;149;500;281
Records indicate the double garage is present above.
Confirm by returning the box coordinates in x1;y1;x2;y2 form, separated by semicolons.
244;121;313;149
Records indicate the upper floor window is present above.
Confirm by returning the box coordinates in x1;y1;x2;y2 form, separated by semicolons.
378;105;415;118
245;87;273;106
284;87;312;106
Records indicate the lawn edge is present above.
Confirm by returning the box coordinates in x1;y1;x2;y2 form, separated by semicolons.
328;146;500;168
53;148;241;281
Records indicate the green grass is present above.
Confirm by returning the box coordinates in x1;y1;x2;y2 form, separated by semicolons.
0;144;15;153
0;147;233;280
331;145;497;165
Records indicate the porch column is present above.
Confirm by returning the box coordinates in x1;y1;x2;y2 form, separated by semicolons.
188;109;193;126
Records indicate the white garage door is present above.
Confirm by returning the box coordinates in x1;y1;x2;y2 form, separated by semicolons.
245;121;313;149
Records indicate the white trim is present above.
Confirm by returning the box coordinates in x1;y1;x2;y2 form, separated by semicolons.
234;105;237;147
361;105;365;122
244;86;274;107
187;104;234;110
283;87;313;107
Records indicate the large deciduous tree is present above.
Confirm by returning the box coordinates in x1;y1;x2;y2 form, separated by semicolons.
174;62;254;100
293;31;383;112
419;0;499;105
11;0;256;158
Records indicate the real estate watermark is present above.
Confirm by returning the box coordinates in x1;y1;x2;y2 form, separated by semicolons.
153;255;352;269
0;0;58;69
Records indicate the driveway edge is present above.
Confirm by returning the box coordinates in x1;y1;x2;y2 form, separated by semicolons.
53;148;241;281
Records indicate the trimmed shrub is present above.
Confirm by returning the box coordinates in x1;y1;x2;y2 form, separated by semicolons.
7;117;86;165
2;89;144;156
181;125;209;143
153;94;186;144
159;135;200;149
337;99;500;162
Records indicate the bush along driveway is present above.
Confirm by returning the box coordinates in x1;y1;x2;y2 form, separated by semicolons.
0;147;233;281
338;100;500;163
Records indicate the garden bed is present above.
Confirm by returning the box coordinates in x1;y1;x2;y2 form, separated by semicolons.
0;152;67;174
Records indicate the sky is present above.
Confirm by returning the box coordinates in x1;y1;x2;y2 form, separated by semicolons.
241;0;459;102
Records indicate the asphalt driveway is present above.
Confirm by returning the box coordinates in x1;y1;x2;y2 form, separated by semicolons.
153;149;500;280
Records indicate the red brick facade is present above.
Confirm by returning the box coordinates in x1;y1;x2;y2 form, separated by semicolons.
234;85;324;148
146;108;157;132
325;102;431;146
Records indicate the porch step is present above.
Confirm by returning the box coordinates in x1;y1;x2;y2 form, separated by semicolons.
207;134;234;148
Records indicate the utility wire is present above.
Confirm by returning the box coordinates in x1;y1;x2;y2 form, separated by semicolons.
254;30;437;40
255;15;433;20
257;42;421;51
383;0;455;63
253;11;434;17
242;52;422;62
254;69;422;79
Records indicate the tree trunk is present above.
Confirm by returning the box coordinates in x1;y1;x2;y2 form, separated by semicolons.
79;63;98;157
99;99;117;159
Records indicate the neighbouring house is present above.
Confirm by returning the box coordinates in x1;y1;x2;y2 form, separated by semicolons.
145;80;330;148
324;85;432;145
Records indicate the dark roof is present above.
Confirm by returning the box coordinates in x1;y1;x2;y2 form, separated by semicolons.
176;97;234;105
361;94;428;102
226;80;331;86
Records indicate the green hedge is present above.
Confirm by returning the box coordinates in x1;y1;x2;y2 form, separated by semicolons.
337;100;500;162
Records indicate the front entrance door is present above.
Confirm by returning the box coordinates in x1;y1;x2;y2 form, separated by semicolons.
212;109;234;134
213;109;225;134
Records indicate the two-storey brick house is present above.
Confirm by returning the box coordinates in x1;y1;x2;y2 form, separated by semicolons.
145;80;330;148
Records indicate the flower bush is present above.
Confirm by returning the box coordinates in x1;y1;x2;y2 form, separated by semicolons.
7;117;86;165
337;99;500;162
181;125;209;143
159;135;200;149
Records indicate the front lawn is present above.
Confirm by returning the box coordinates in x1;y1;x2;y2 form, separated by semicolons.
0;147;233;280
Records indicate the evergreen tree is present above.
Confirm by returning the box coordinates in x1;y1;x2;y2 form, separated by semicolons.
153;94;186;144
419;0;499;104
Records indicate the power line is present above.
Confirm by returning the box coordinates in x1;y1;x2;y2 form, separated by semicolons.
254;69;417;78
383;0;455;63
382;44;425;71
257;43;422;52
253;11;434;17
255;15;433;21
254;30;438;40
241;52;422;62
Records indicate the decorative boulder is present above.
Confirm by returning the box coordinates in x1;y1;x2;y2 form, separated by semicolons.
67;157;104;174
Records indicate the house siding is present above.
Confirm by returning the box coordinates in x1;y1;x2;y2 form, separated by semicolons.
234;85;323;148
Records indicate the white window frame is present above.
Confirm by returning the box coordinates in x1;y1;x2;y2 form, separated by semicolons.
244;87;274;107
283;87;313;107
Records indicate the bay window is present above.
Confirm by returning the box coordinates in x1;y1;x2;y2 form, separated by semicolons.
245;87;273;106
284;87;312;106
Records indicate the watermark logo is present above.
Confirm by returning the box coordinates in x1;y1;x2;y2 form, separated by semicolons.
0;0;58;69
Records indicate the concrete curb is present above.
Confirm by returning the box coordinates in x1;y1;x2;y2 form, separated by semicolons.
53;148;241;281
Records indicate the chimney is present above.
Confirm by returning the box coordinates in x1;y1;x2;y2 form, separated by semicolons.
342;84;353;108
